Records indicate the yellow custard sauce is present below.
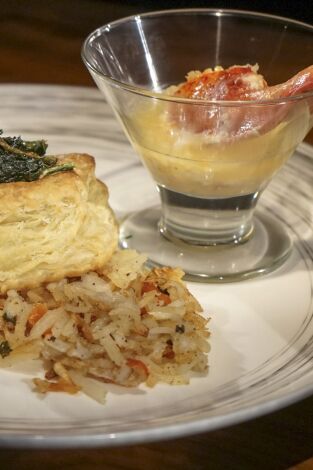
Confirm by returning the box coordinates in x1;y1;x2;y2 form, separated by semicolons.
124;100;310;198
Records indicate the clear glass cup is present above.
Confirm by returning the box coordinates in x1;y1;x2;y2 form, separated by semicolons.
82;9;313;282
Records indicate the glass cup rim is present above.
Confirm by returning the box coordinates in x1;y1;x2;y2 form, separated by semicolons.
82;7;313;107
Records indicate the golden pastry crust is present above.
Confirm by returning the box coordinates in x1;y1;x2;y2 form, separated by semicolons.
0;153;118;293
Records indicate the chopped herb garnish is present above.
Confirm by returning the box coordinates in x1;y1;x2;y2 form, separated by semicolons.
0;340;12;358
2;135;47;156
0;130;74;183
175;324;185;334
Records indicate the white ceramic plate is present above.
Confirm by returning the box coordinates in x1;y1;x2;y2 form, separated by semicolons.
0;85;313;448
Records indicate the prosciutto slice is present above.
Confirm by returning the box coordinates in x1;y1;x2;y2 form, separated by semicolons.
169;65;313;139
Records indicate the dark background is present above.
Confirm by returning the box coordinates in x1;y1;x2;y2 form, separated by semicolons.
1;0;312;85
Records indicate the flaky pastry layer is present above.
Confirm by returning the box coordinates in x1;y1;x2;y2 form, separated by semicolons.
0;153;118;293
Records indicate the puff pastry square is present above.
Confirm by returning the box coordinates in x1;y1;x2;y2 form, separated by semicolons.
0;153;118;293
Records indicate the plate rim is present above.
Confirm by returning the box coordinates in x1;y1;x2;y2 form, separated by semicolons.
1;380;313;449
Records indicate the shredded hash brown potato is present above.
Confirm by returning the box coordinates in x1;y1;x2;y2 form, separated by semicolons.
0;250;209;404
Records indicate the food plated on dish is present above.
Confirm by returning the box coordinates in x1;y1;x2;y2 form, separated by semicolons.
3;58;312;402
0;131;209;403
0;83;313;446
1;8;313;446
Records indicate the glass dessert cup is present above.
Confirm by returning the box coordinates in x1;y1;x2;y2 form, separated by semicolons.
82;9;313;282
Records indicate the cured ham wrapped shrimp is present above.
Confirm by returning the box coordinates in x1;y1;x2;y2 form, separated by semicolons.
168;65;313;140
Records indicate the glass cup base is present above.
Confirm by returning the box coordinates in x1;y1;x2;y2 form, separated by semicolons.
119;206;292;283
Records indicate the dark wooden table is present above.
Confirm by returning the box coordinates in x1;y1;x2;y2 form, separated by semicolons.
1;2;313;469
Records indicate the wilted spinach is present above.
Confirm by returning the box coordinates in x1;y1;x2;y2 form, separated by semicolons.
0;130;74;183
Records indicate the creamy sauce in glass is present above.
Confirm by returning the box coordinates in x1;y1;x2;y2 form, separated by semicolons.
125;100;310;198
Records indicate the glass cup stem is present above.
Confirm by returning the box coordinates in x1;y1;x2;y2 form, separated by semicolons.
157;185;260;246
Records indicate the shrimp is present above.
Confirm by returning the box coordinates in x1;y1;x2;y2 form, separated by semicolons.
169;64;313;139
